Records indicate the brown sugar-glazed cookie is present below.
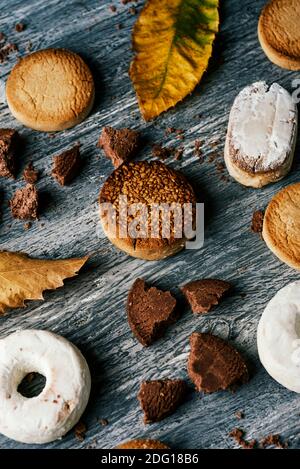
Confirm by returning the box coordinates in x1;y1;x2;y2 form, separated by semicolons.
127;279;177;346
0;129;19;179
263;182;300;270
181;279;231;314
188;333;248;393
99;161;197;260
116;439;170;449
52;144;81;186
138;379;187;423
98;127;140;168
258;0;300;70
10;184;39;220
6;49;95;131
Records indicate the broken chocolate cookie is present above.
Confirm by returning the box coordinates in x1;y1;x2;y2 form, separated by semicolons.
127;278;177;346
188;332;248;393
52;144;81;185
98;127;139;167
181;279;231;314
10;184;39;220
23;162;39;184
138;379;186;423
0;128;19;178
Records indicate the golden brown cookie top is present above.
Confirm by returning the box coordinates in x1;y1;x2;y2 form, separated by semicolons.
263;182;300;268
6;48;94;131
116;439;170;449
259;0;300;66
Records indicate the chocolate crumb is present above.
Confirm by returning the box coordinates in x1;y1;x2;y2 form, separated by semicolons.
260;434;288;449
229;428;256;449
215;161;225;173
0;32;5;42
109;5;117;12
0;43;18;63
23;222;32;230
152;144;174;160
235;411;244;420
23;162;39;184
116;23;123;30
0;129;20;178
129;6;137;14
194;140;204;162
10;184;39;220
74;422;86;442
52;144;81;186
98;418;108;426
165;127;176;135
99;127;140;167
15;23;25;32
251;210;264;234
174;147;184;161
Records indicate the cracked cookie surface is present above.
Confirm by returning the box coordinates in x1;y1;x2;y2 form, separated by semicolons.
6;48;95;131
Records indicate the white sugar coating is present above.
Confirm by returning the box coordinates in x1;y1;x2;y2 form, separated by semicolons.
257;281;300;393
229;81;298;172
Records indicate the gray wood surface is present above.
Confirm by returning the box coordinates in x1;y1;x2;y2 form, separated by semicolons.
0;0;300;450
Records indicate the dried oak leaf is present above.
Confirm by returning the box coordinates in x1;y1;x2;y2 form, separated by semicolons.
129;0;219;120
0;251;88;314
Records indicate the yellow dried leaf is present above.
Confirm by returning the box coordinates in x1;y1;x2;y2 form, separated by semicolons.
130;0;219;120
0;251;88;314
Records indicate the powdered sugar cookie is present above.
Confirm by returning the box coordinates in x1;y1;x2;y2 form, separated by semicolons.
258;0;300;70
6;48;95;131
225;82;297;188
263;182;300;270
257;281;300;393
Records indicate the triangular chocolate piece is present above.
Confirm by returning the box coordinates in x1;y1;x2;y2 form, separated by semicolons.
188;332;248;393
181;279;231;314
138;379;186;423
127;278;177;346
98;127;139;167
52;145;81;186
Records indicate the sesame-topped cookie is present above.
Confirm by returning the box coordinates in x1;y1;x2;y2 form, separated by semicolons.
6;48;95;131
99;160;197;260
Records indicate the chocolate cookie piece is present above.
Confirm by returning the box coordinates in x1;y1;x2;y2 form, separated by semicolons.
10;184;39;220
181;279;231;314
116;439;170;450
138;379;186;423
127;278;177;346
98;127;139;167
52;144;81;186
0;129;19;178
23;162;39;184
251;210;264;233
188;332;248;393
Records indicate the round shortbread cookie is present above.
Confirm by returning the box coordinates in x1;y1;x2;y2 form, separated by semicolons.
225;82;298;188
257;281;300;393
263;182;300;270
258;0;300;70
6;48;95;131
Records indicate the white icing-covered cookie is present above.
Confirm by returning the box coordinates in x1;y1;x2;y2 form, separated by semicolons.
225;81;298;188
257;281;300;393
0;329;91;444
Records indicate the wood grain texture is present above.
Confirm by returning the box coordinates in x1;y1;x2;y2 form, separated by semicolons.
0;0;300;449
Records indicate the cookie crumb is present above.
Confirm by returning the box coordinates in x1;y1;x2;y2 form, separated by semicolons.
23;162;39;184
109;5;117;12
229;428;256;449
74;422;86;442
251;210;264;233
52;144;81;186
15;23;25;32
129;6;137;14
10;184;39;220
0;43;18;64
0;32;5;42
116;23;123;30
194;140;204;162
152;144;174;160
174;147;184;161
260;434;288;449
23;222;32;230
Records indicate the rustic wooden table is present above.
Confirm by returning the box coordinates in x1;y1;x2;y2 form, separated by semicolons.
0;0;299;450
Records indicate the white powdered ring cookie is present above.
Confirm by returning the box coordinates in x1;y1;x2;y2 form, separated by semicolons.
257;281;300;393
0;330;91;444
263;182;300;270
6;48;95;131
225;81;298;188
